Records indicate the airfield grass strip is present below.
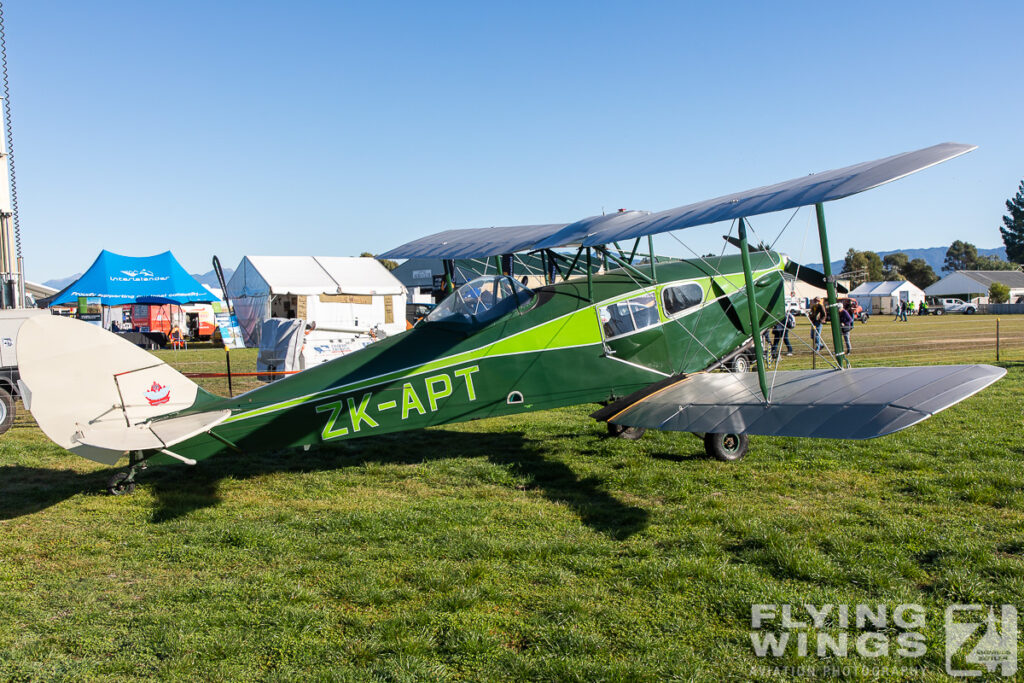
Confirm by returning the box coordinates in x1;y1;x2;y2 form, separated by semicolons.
0;315;1022;680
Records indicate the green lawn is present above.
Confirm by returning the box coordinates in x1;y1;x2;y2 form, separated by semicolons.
1;316;1022;680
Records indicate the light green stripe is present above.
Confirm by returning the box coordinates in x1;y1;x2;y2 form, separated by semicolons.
223;260;781;425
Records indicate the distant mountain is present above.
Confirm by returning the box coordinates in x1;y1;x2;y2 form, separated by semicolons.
191;267;233;288
807;246;1008;275
42;273;82;290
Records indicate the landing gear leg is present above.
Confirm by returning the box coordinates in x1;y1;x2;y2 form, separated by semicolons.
106;451;148;496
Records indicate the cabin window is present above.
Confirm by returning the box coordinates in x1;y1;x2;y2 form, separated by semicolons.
661;282;703;317
599;293;659;339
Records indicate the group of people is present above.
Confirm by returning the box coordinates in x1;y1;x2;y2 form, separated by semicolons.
893;299;927;321
770;296;856;360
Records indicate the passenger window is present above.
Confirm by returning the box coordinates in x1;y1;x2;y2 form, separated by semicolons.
599;293;659;339
662;283;703;317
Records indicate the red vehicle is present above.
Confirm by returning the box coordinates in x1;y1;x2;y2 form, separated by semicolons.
838;297;869;323
127;303;216;340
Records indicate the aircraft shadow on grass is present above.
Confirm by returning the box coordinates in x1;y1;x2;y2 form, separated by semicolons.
0;429;652;540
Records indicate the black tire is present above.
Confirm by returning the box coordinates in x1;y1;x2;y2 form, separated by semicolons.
704;432;749;461
0;386;14;436
935;309;944;316
607;422;646;440
731;354;750;374
966;307;976;315
107;471;136;496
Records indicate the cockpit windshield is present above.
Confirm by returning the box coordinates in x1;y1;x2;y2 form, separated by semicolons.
425;276;533;326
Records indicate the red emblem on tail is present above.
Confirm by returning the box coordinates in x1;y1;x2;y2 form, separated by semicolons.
144;381;171;406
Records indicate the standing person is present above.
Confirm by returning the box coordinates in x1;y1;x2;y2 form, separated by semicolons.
774;309;798;358
900;299;908;322
808;297;826;351
839;302;854;355
782;308;795;356
907;300;916;316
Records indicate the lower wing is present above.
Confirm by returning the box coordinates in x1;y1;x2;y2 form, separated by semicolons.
606;365;1004;439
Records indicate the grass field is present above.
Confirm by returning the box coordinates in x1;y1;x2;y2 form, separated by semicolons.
1;316;1022;680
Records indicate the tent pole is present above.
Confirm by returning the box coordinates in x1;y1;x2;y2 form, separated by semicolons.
815;203;847;368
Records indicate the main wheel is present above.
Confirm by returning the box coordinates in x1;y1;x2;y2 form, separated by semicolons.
607;422;646;440
731;354;750;373
934;309;944;315
0;386;14;436
704;432;749;461
107;471;136;496
966;307;976;314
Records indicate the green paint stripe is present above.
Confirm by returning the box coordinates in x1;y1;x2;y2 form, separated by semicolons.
222;260;782;424
223;340;604;424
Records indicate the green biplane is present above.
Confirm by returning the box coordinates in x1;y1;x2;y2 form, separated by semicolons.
18;142;1005;494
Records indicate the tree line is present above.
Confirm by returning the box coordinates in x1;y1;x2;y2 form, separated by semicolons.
841;178;1024;290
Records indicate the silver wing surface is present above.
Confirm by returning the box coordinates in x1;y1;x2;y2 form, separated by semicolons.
381;142;975;259
608;365;1005;440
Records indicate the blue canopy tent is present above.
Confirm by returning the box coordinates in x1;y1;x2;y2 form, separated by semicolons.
48;250;217;306
45;250;218;345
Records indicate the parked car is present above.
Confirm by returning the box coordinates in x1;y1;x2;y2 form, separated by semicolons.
785;296;808;315
930;298;977;315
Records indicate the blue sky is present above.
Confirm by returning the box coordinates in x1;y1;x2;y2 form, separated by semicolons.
6;0;1023;279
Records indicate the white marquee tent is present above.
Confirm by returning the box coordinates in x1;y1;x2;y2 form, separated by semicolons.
848;280;925;314
226;256;406;347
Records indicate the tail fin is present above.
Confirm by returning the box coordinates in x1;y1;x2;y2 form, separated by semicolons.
18;314;227;465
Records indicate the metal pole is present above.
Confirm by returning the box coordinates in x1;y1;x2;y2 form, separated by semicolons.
815;203;847;368
586;248;593;302
226;350;233;397
628;238;641;264
443;259;454;294
593;246;653;284
17;256;24;308
996;318;1000;362
738;218;769;401
648;235;657;283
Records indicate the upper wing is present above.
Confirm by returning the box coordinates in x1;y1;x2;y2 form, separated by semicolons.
380;223;571;259
380;142;975;259
607;365;1004;440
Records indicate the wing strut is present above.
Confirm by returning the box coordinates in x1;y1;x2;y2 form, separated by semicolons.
815;203;848;368
737;218;770;401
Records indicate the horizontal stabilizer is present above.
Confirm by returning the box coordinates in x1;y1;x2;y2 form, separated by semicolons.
74;410;231;453
609;365;1004;440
